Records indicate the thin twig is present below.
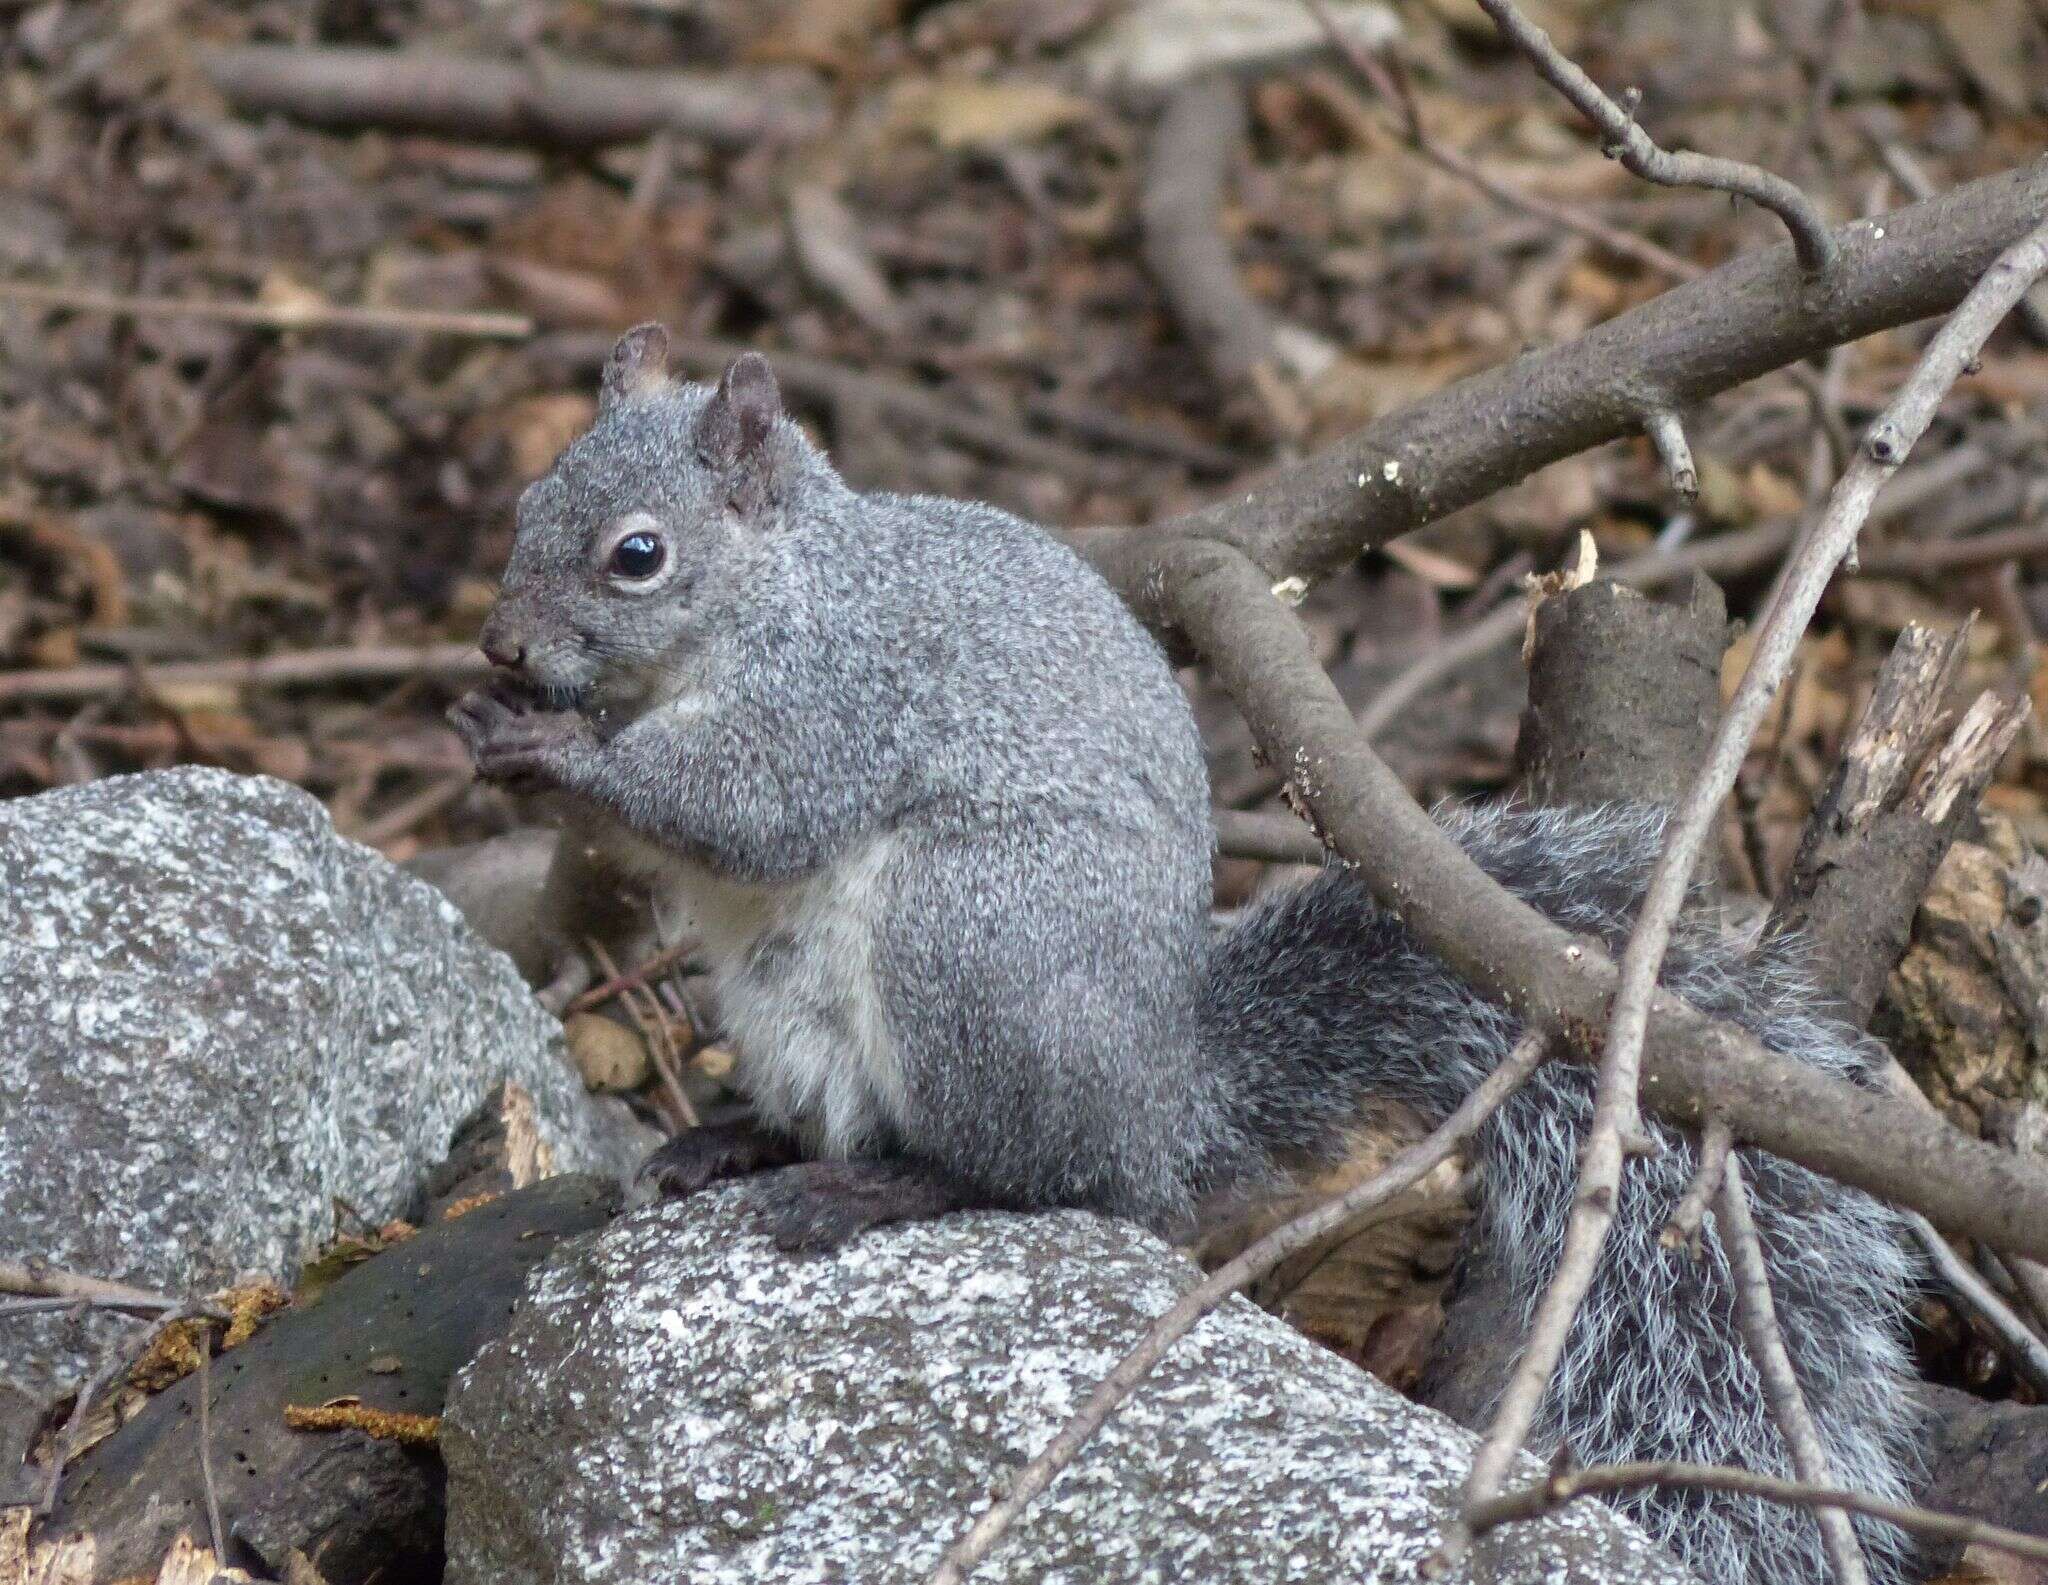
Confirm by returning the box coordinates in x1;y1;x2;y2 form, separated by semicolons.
0;278;531;339
1980;1245;2048;1344
1471;0;1836;272
1788;355;1855;484
1212;807;1329;865
585;938;699;1130
196;1331;226;1564
0;1296;91;1320
1468;1459;2048;1565
1871;1055;2048;1387
1905;1211;2048;1395
1643;409;1698;500
924;1032;1552;1585
1866;522;2048;576
1443;205;2048;1569
566;939;698;1015
0;1259;182;1313
1717;1156;1870;1585
1732;651;1809;900
1658;1117;1732;1250
1300;0;1700;281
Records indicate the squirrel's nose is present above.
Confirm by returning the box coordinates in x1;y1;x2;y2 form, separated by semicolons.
479;616;526;671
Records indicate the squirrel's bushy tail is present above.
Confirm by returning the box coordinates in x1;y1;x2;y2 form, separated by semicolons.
1199;802;1923;1585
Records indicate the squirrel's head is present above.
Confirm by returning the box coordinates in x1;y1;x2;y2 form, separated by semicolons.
480;324;824;723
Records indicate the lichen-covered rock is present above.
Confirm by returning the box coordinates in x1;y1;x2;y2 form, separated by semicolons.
0;767;647;1397
444;1192;1693;1585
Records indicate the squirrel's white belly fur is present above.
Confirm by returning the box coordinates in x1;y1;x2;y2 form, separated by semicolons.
661;834;908;1159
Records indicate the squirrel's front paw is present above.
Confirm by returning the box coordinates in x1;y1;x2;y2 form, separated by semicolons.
448;685;592;791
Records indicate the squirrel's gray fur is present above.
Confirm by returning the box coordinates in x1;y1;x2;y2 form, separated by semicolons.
456;331;1923;1585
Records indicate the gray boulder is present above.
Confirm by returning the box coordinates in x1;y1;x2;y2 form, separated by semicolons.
444;1192;1693;1584
0;767;647;1397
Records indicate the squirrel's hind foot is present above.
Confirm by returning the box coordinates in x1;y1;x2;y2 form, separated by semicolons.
635;1118;799;1203
749;1160;968;1253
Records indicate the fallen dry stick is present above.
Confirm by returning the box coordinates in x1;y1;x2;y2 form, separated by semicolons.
0;1259;181;1314
199;45;826;151
0;278;531;339
0;641;486;706
1300;0;1699;282
1139;73;1307;433
1718;1157;1869;1585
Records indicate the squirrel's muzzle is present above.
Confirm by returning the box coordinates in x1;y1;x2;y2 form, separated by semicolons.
479;609;527;671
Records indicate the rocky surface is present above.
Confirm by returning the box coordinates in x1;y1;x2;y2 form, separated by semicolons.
445;1190;1693;1584
0;767;646;1396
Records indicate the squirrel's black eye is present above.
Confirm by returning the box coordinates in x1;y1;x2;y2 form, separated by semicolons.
608;531;665;581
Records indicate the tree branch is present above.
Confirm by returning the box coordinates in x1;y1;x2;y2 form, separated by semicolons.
1659;1118;1732;1250
1160;537;2048;1266
1084;158;2048;599
1300;0;1701;282
1449;209;2048;1558
0;1260;183;1314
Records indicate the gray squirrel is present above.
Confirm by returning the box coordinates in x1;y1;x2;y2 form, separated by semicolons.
450;325;1924;1585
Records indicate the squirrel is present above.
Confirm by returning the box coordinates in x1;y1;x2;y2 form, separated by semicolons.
450;324;1924;1585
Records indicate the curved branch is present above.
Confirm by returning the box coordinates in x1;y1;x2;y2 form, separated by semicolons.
1473;0;1837;271
1160;538;2048;1267
1139;76;1285;399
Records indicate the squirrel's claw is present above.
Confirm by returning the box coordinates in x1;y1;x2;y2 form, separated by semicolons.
635;1118;797;1204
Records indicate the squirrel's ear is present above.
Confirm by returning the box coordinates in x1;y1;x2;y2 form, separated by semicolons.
598;323;672;412
694;352;782;476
